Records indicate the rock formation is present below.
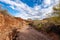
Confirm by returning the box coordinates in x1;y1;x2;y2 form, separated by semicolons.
0;13;27;40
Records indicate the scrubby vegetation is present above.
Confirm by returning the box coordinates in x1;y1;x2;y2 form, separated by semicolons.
46;24;60;35
8;28;20;40
28;3;60;39
0;6;12;16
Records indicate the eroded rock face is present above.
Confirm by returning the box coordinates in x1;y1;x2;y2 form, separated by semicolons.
0;13;27;40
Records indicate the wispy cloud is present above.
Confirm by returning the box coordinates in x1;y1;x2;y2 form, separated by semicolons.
0;0;59;19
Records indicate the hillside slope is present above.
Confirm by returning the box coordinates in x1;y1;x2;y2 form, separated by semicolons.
0;12;27;40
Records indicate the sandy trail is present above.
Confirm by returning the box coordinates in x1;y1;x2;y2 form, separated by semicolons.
16;25;52;40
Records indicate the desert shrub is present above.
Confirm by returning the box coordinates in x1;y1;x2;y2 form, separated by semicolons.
46;24;56;33
36;23;44;30
38;23;43;28
29;23;33;26
8;28;20;40
0;6;12;16
46;23;60;35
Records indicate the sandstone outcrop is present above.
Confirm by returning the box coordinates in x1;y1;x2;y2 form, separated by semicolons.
0;13;27;40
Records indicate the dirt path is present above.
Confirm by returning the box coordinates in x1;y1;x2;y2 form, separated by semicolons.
16;25;52;40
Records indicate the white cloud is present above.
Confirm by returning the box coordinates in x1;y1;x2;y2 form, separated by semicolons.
44;0;51;5
10;6;15;9
0;0;59;20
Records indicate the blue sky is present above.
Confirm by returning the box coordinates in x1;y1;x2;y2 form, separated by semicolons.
0;0;59;19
